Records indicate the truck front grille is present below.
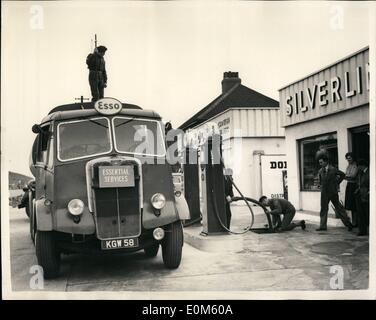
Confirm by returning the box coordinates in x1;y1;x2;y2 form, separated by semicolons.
86;157;142;240
94;184;141;239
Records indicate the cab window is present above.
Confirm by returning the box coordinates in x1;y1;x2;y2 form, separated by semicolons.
57;117;112;161
47;133;54;168
113;117;166;156
36;125;51;164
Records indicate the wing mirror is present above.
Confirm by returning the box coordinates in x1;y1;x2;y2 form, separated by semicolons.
32;124;42;134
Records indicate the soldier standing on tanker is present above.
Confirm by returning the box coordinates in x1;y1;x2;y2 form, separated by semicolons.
86;45;107;102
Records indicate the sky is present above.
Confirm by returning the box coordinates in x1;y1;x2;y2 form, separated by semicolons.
1;0;373;175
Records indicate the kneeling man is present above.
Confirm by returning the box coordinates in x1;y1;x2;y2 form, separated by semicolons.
259;196;306;232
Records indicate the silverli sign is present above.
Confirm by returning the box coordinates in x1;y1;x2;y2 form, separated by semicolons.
285;63;370;117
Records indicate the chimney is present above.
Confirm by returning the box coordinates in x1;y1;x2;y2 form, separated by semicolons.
221;71;241;94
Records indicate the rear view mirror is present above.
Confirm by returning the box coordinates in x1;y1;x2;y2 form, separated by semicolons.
32;124;42;134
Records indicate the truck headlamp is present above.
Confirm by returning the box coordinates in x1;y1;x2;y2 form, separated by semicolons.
151;193;166;210
153;227;165;240
68;199;84;216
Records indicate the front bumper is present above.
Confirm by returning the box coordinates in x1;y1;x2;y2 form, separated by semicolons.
54;229;158;254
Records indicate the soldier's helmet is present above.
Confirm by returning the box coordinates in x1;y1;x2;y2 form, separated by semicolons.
97;45;107;53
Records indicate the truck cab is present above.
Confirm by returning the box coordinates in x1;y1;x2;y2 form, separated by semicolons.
28;98;189;278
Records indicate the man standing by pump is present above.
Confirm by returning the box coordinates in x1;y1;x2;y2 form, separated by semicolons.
259;196;306;232
86;45;108;102
354;159;369;236
316;154;353;231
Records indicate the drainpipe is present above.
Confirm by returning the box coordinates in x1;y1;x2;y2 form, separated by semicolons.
253;150;265;198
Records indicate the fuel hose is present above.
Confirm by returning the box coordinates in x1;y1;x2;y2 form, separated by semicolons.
210;158;273;235
231;196;273;232
183;215;202;227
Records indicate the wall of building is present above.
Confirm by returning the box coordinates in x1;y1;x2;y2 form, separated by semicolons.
188;107;284;140
188;107;286;199
279;47;369;128
285;105;369;212
224;136;286;199
231;108;285;137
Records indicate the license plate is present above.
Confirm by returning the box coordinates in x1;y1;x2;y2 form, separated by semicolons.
98;165;135;188
101;237;139;250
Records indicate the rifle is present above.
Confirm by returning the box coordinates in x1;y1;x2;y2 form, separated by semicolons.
90;34;98;52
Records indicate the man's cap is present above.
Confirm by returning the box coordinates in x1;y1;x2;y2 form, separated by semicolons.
97;45;107;52
259;196;267;203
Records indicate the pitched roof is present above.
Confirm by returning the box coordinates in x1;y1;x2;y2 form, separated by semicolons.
179;83;279;130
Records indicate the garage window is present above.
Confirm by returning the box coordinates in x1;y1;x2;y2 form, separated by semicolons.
299;132;338;191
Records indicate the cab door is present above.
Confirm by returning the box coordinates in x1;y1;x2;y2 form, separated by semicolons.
44;124;55;202
32;124;51;199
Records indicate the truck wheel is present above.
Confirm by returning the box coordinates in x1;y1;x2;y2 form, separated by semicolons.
35;231;61;279
144;243;159;257
162;221;183;269
25;205;30;218
30;213;36;244
26;190;33;218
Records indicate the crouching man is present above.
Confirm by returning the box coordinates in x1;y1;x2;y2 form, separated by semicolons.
259;196;306;232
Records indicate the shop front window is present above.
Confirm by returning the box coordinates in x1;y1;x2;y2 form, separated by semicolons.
299;133;338;191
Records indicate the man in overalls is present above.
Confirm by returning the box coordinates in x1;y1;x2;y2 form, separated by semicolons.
86;45;107;102
259;196;306;232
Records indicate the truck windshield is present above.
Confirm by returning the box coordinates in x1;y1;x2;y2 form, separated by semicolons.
113;117;166;156
58;118;112;161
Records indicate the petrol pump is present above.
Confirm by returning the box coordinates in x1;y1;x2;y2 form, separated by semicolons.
182;125;274;236
182;125;228;233
199;134;228;235
182;147;201;226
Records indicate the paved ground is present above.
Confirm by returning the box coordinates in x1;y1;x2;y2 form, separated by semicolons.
7;205;369;292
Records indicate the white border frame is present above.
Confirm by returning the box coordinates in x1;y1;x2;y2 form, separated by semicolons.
2;1;375;301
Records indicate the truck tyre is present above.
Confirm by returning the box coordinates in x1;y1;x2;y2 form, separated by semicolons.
35;231;61;279
162;221;183;269
25;205;30;218
144;243;159;257
26;190;33;218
